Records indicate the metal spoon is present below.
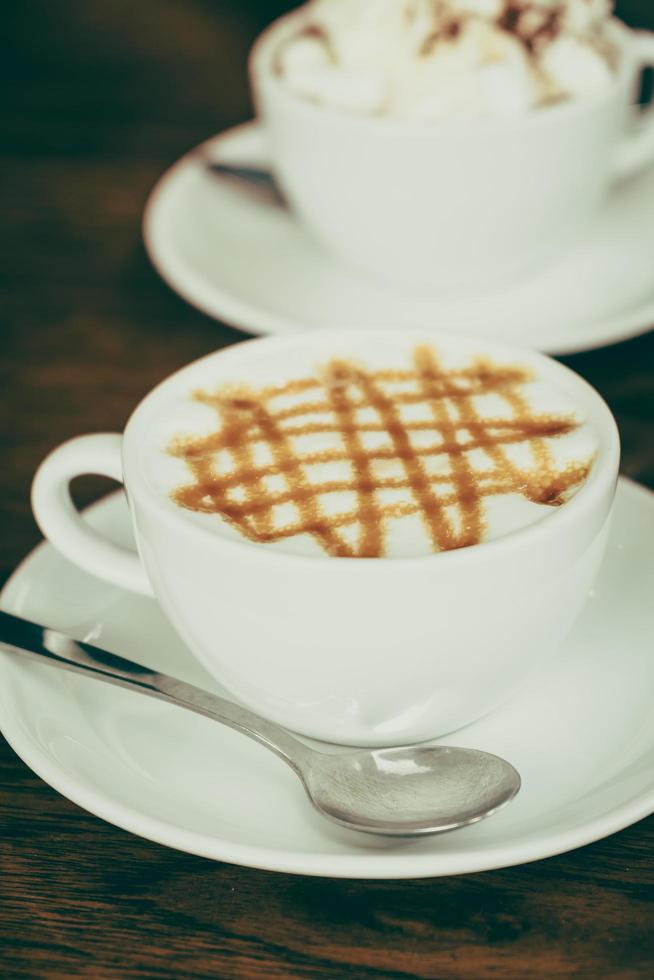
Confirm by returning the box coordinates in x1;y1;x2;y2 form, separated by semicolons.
205;160;286;206
0;610;520;836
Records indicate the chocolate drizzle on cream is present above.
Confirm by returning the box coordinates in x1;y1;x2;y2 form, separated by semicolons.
304;1;568;63
498;3;563;52
168;347;593;558
276;1;616;117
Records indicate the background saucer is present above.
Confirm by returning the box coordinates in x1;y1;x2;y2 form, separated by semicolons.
144;123;654;355
1;479;654;878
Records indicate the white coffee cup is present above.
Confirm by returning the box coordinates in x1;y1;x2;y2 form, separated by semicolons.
31;330;619;746
249;12;654;291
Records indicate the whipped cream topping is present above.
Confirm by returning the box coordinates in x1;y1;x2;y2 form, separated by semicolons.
274;0;618;120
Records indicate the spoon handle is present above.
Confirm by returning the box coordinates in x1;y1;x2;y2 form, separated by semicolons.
205;161;275;187
0;610;310;771
204;160;286;205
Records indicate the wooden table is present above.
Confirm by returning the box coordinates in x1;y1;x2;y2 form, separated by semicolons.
2;2;654;976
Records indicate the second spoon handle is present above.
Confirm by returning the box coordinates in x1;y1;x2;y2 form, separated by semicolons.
0;609;310;771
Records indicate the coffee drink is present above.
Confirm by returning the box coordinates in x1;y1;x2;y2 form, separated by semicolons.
159;340;596;558
274;0;617;120
32;329;617;743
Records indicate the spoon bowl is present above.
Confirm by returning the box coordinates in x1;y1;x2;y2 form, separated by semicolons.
302;745;521;836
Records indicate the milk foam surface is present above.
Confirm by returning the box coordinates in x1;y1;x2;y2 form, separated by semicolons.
275;0;617;120
147;341;598;559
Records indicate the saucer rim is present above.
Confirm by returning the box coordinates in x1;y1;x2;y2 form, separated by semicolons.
142;123;654;357
1;478;653;879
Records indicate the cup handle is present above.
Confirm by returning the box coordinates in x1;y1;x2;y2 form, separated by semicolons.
31;434;154;596
612;31;654;180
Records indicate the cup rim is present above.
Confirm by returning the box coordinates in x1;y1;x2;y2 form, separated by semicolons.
249;9;634;134
122;328;620;572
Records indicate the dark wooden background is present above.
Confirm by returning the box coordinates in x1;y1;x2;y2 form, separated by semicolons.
2;2;654;976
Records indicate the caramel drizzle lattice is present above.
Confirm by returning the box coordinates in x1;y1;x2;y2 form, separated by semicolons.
169;346;592;557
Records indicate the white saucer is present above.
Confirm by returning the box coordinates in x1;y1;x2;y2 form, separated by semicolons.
2;479;654;878
144;123;654;356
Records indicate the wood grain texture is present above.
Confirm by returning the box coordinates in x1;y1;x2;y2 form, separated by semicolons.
2;1;654;977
